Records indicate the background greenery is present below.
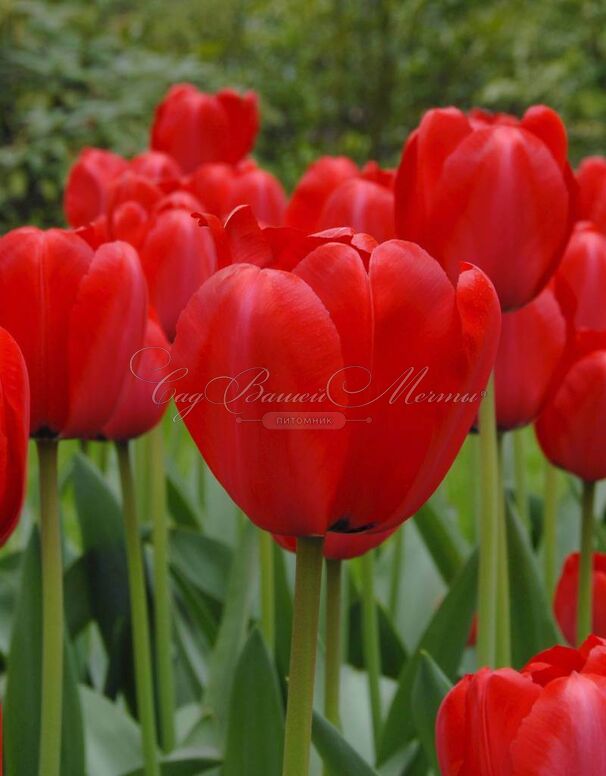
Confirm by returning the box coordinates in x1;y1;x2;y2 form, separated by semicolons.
2;0;606;231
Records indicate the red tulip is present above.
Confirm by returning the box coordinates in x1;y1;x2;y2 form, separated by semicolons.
151;84;260;173
0;229;147;439
186;160;287;226
494;286;568;430
102;317;170;441
395;106;575;310
437;635;606;775
274;527;396;560
0;327;29;544
64;148;128;228
171;208;500;536
535;330;606;482
286;157;395;242
554;553;606;645
139;200;218;340
577;156;606;234
556;222;606;332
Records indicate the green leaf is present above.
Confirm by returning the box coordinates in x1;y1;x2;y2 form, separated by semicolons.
312;712;379;776
273;543;293;682
64;555;93;637
415;500;468;584
411;651;452;772
223;629;284;776
348;600;407;680
123;747;221;776
169;528;232;604
378;551;478;764
203;520;258;740
506;500;562;667
4;527;85;775
167;469;202;529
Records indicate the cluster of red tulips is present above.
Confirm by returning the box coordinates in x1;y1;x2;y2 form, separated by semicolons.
2;83;606;776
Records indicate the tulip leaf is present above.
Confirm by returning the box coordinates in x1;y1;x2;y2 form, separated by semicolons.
348;599;408;679
123;747;221;775
273;542;293;681
415;499;468;583
167;468;202;529
411;651;452;772
506;499;562;667
5;527;85;776
169;527;232;604
312;712;379;776
203;519;258;740
223;628;284;776
378;550;478;764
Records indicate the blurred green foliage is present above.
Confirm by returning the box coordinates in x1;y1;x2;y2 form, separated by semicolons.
2;0;606;231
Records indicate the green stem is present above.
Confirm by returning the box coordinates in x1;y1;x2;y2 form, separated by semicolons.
324;559;342;731
149;424;175;753
37;439;63;776
116;442;160;776
282;536;325;776
477;375;500;668
359;550;382;753
496;434;510;667
512;429;530;529
260;530;276;652
543;459;559;597
388;527;404;618
577;480;596;645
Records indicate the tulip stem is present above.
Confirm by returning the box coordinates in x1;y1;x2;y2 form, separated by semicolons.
149;424;176;753
116;441;160;776
512;429;530;529
359;549;382;753
577;480;596;645
388;527;404;618
543;459;559;597
282;536;324;776
477;375;500;667
37;439;63;776
324;558;342;731
260;530;276;652
496;434;511;667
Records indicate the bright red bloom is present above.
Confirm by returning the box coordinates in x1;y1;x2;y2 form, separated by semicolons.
274;526;397;560
151;84;260;173
286;156;395;242
437;636;606;775
0;229;147;439
186;160;287;226
577;156;606;234
0;328;29;545
494;287;568;430
535;330;606;482
102;317;170;441
556;222;606;332
554;553;606;646
395;106;574;311
171;208;500;536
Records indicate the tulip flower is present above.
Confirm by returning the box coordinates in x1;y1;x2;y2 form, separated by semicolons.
394;105;574;312
186;159;287;226
554;553;606;645
556;221;606;332
151;83;260;173
171;206;499;775
0;327;29;545
494;286;568;430
577;156;606;234
286;156;395;242
172;207;501;537
437;635;606;775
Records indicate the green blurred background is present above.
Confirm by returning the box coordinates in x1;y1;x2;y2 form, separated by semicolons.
2;0;606;231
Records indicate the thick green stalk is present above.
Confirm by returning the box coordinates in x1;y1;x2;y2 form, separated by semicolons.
324;558;342;730
388;527;404;618
260;529;276;652
116;442;160;776
282;537;324;776
37;439;63;776
359;550;382;753
543;459;559;597
477;375;500;667
149;424;175;753
495;434;511;667
577;480;596;645
512;429;530;529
